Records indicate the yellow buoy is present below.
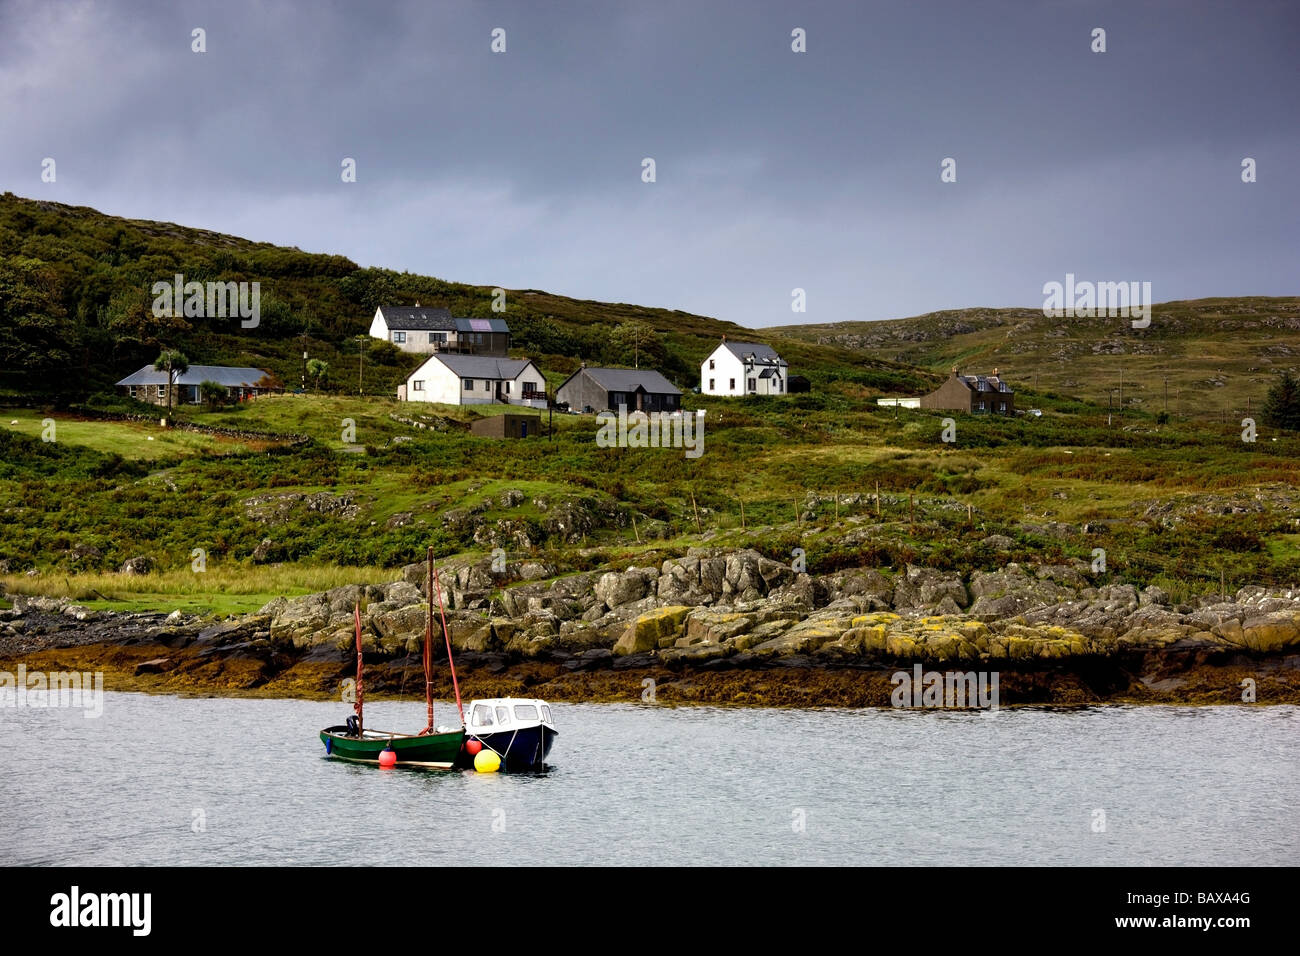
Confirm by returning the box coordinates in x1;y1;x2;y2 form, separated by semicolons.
474;749;501;773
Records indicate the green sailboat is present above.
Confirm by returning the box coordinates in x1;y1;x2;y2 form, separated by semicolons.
320;550;467;769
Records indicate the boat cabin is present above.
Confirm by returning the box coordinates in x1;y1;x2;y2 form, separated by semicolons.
467;697;555;733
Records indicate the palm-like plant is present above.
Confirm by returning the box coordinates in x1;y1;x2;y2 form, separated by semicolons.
153;350;190;416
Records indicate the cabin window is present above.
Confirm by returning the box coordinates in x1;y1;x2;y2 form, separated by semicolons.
495;706;511;724
514;704;538;721
412;380;424;391
393;331;406;344
470;704;494;727
541;705;553;723
463;379;474;390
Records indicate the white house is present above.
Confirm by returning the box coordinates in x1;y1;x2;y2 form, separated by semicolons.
399;354;547;408
700;340;789;396
369;304;510;357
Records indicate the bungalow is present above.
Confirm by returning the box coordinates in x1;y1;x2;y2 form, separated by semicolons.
555;365;681;414
920;368;1015;415
701;339;789;396
400;354;547;407
369;304;510;357
116;365;280;406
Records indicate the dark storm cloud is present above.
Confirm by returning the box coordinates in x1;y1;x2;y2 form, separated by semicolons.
1;0;1296;326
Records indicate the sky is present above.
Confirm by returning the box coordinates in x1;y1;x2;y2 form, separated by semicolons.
1;0;1296;327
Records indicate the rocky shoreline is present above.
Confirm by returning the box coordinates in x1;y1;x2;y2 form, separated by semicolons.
3;547;1299;707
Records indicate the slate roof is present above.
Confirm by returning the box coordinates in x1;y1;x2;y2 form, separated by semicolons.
116;365;274;388
572;367;681;395
377;306;457;331
422;355;535;379
720;341;786;365
378;307;511;334
957;373;1012;392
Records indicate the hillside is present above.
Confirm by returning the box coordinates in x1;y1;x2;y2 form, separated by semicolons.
770;298;1300;421
0;192;929;402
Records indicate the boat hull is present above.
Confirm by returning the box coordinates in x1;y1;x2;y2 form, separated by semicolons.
467;725;558;771
320;726;465;769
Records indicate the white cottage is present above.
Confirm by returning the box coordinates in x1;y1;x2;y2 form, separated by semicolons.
400;354;547;407
700;340;789;396
369;305;510;357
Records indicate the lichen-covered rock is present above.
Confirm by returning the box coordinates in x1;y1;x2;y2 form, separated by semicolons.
613;605;692;655
893;565;968;611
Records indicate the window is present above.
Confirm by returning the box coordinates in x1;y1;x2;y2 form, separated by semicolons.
470;704;494;727
495;706;511;725
729;378;735;390
463;379;474;390
709;359;715;370
412;380;424;391
747;378;756;392
709;379;715;391
505;381;511;394
999;402;1006;412
976;401;985;411
541;705;553;723
157;385;165;397
513;704;539;721
393;331;406;344
430;332;447;345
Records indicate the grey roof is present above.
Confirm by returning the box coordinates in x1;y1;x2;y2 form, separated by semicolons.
958;373;1012;392
425;355;535;379
378;306;456;331
454;317;510;334
573;367;681;395
721;341;786;365
116;365;274;388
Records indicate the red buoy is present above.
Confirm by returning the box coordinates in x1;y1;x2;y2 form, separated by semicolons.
379;745;397;769
466;739;483;756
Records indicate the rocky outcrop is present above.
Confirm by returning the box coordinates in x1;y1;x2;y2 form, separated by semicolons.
111;550;1300;672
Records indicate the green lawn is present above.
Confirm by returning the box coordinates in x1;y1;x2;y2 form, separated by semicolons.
0;411;248;459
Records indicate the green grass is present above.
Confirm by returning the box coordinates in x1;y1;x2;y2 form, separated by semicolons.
1;564;398;617
1;411;250;459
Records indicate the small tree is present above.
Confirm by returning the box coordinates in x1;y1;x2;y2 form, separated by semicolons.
153;350;189;416
199;380;228;409
306;358;329;391
1261;371;1300;431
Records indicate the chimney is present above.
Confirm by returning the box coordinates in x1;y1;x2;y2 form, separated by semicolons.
414;301;420;307
993;367;999;376
951;366;959;377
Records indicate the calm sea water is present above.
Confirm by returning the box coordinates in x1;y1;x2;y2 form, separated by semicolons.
2;694;1296;865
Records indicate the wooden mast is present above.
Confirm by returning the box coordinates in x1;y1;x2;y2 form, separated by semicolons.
353;602;364;735
429;546;465;726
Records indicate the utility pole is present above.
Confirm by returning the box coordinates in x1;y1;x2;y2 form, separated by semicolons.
1163;377;1168;415
1118;368;1124;420
357;335;365;395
